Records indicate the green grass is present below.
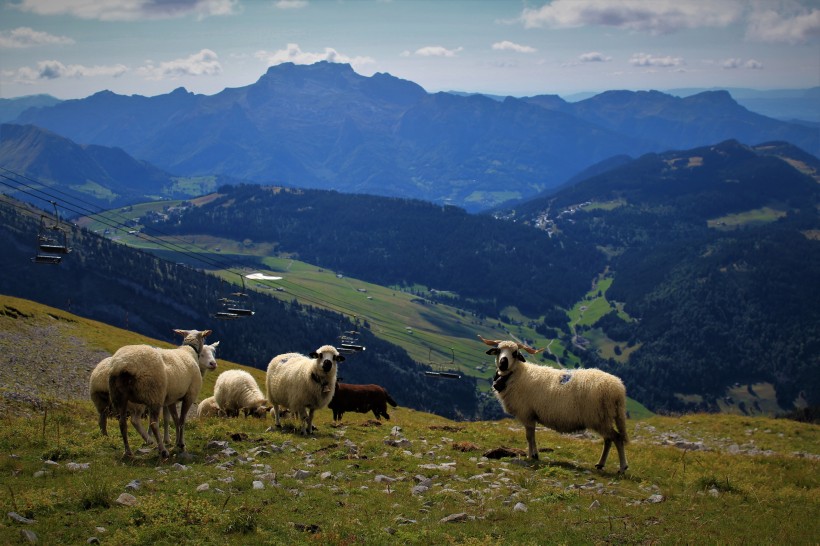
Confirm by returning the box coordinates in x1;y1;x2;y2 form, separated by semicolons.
0;401;816;545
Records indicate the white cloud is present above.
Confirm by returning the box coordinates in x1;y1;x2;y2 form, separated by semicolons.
274;0;308;8
629;53;684;67
414;46;463;57
492;40;536;53
721;57;764;70
11;60;127;84
11;0;239;21
746;5;820;44
255;43;375;70
578;51;612;63
0;27;74;49
520;0;742;35
137;49;222;80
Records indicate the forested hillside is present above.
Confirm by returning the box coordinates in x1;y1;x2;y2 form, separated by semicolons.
0;201;478;419
517;140;820;412
149;139;820;414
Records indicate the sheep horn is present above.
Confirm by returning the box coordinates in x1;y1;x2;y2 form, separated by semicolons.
517;343;544;355
477;335;501;347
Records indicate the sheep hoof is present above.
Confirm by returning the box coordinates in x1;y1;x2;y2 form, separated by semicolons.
122;451;133;459
618;466;628;474
530;453;539;460
595;464;604;470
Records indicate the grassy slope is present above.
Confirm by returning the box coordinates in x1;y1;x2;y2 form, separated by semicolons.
0;296;817;544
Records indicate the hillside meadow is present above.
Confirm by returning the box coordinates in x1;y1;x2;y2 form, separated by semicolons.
0;295;818;544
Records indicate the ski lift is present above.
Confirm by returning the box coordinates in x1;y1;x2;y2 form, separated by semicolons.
213;276;255;320
32;201;71;265
424;347;461;379
337;317;365;354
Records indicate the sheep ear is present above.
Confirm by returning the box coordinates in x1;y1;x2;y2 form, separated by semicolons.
201;329;212;338
173;329;187;337
515;351;527;362
335;354;345;363
309;351;319;359
486;348;500;356
211;341;220;348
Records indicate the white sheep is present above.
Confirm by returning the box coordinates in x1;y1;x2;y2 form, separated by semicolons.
108;329;216;458
214;369;269;418
481;336;629;473
91;342;220;444
196;395;224;419
265;344;342;435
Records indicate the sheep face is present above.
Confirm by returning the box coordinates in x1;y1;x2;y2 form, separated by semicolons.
310;347;344;373
198;341;219;374
309;345;343;394
487;341;526;374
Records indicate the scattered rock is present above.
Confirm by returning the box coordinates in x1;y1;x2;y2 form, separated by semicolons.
115;493;137;507
452;441;480;452
483;447;527;459
125;480;141;491
292;522;321;533
513;502;528;512
589;500;600;510
9;512;35;524
440;512;469;524
294;470;311;480
20;529;37;544
646;494;665;504
252;481;264;490
87;538;100;544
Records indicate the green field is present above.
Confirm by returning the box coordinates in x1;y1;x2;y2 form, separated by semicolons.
707;206;788;230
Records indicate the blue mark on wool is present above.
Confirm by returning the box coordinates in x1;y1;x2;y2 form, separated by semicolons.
560;373;572;385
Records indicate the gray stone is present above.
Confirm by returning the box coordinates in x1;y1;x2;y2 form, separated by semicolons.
115;493;138;507
440;512;469;524
8;512;35;524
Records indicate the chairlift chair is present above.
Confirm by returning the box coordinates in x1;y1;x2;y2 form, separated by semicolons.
32;202;71;265
337;319;366;354
213;276;255;320
424;347;461;379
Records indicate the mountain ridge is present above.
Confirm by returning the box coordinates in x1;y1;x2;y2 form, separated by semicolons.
12;62;818;211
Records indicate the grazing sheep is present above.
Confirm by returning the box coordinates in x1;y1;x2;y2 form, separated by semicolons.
265;345;342;435
481;336;629;473
91;342;220;443
328;382;398;421
214;369;269;418
196;395;225;419
109;329;216;458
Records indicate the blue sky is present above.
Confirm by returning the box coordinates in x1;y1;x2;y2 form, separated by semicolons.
1;0;818;100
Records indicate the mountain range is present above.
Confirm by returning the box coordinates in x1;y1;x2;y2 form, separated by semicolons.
8;61;819;211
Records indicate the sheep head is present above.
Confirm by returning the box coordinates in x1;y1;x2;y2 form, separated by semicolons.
174;329;213;354
309;345;343;393
478;335;542;373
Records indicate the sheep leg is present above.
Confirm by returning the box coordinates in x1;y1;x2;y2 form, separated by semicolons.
176;398;194;452
596;439;613;470
304;408;316;436
273;404;282;428
615;438;628;473
117;410;132;458
524;424;539;459
162;405;175;446
130;412;153;445
98;409;108;436
148;405;169;458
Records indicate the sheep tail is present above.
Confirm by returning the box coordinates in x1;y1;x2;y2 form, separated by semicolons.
385;393;398;407
108;371;135;409
614;398;629;444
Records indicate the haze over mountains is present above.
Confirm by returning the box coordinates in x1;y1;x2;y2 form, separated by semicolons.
5;61;818;211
